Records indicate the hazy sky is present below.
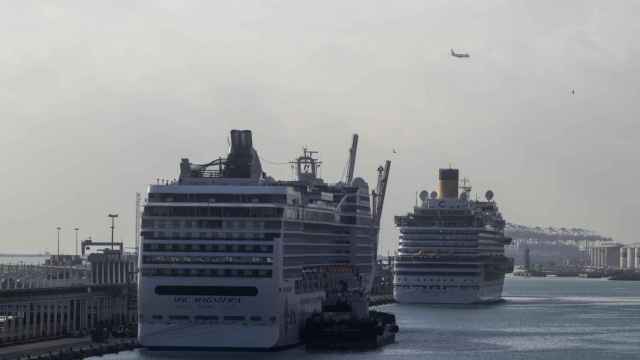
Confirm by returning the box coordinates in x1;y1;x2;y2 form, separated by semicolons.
1;1;639;254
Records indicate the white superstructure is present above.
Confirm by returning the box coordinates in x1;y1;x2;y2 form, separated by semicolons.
393;169;513;304
138;130;389;350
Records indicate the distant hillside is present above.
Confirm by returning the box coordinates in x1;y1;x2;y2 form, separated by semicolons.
505;223;612;242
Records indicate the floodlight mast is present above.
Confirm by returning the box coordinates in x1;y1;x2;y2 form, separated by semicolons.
108;214;119;250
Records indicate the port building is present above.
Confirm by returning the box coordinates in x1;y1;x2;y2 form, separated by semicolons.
0;251;136;346
619;243;640;270
587;243;623;269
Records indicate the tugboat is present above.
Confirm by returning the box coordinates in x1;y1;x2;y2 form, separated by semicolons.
302;282;399;350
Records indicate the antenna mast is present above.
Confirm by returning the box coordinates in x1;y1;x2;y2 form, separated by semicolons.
290;148;321;182
460;177;472;194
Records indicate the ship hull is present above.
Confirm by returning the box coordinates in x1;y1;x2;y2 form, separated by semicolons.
138;277;323;350
393;277;504;304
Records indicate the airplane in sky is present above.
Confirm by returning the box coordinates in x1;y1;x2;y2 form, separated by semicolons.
451;49;470;58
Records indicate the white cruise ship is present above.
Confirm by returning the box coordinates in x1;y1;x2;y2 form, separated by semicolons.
138;130;390;350
393;168;513;304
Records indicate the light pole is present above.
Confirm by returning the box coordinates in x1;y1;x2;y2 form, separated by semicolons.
108;214;118;250
74;227;79;257
56;227;61;260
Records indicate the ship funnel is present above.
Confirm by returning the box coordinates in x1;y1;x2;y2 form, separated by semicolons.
230;129;253;154
438;168;459;199
224;129;262;179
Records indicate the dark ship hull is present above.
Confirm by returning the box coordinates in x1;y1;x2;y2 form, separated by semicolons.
302;310;398;350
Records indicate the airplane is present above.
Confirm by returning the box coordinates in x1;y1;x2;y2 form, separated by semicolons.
451;49;470;58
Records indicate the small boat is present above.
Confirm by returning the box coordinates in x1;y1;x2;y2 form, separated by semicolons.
302;291;398;350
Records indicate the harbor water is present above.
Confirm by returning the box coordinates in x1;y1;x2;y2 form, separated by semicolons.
95;277;640;360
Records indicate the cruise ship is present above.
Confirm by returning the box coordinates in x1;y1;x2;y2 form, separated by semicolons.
393;168;513;304
137;130;390;350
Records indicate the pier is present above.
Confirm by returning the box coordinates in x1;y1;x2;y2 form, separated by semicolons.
0;337;138;360
0;249;137;349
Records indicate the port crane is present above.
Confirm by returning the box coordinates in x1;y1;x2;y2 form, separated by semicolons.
345;134;359;184
341;133;392;293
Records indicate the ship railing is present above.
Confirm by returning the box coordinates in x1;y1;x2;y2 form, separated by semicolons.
196;169;223;178
395;255;513;263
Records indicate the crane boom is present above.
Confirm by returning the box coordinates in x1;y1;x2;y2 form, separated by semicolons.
374;160;391;226
345;134;359;184
366;160;391;294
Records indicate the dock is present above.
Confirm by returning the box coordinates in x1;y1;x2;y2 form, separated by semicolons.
0;337;138;360
0;248;137;352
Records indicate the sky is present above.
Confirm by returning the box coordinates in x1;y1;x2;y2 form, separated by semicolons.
1;1;639;254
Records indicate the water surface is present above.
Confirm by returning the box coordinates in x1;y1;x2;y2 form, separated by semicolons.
95;278;640;360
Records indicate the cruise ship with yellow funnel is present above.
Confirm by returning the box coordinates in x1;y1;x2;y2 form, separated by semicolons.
393;168;513;304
